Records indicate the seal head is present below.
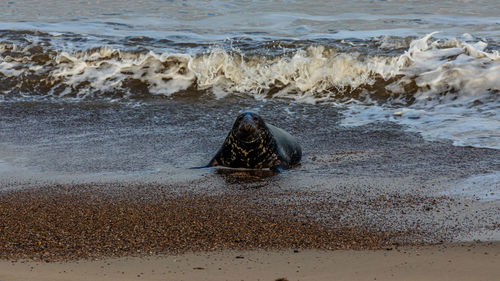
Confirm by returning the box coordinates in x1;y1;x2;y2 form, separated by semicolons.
206;112;301;171
232;112;267;144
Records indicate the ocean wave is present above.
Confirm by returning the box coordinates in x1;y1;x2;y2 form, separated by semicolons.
1;32;499;149
0;33;498;106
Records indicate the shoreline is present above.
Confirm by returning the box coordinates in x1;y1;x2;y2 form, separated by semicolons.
1;242;499;281
1;101;499;278
0;183;413;262
1;182;498;262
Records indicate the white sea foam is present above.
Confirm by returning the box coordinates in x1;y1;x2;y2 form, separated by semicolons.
442;172;500;201
189;46;398;101
1;33;498;102
342;33;500;149
1;41;399;99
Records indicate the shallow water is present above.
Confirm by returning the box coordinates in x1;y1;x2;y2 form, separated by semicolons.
1;0;499;191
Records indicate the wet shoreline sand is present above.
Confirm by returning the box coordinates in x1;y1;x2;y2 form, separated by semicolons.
1;242;499;281
1;101;499;279
1;183;499;281
0;179;498;262
0;183;413;262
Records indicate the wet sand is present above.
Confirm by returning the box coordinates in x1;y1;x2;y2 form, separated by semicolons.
0;180;499;262
1;101;499;279
0;183;410;262
1;243;499;281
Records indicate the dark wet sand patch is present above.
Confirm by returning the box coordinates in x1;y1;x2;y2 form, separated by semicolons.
0;183;440;262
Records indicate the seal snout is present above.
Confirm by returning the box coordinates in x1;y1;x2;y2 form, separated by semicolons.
240;123;255;133
240;114;256;130
234;113;261;143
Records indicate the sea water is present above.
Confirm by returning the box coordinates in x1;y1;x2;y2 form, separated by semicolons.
0;0;499;193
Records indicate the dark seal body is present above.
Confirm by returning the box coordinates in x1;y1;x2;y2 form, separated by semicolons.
207;112;301;170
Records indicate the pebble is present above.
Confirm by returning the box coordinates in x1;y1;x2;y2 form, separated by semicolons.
0;183;433;261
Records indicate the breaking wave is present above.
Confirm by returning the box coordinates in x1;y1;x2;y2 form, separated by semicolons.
1;32;498;106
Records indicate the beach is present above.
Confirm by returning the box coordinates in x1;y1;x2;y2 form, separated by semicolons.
1;243;499;281
1;87;499;280
1;0;500;279
1;101;499;258
1;178;499;280
1;104;499;279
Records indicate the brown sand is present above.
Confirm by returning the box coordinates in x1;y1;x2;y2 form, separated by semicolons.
1;243;499;281
1;181;499;281
0;183;411;262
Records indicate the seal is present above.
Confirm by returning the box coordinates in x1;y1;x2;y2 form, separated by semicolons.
205;112;301;171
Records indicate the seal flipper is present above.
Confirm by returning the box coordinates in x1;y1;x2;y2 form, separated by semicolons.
270;165;284;172
207;158;220;167
189;165;209;169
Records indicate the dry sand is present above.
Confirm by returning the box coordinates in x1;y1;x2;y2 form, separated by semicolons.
1;242;499;281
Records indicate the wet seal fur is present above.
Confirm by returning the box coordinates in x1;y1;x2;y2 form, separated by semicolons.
204;112;301;171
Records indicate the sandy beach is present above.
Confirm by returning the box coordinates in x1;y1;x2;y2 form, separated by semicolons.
1;243;499;281
1;1;500;279
1;180;499;281
1;101;499;280
0;183;412;262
